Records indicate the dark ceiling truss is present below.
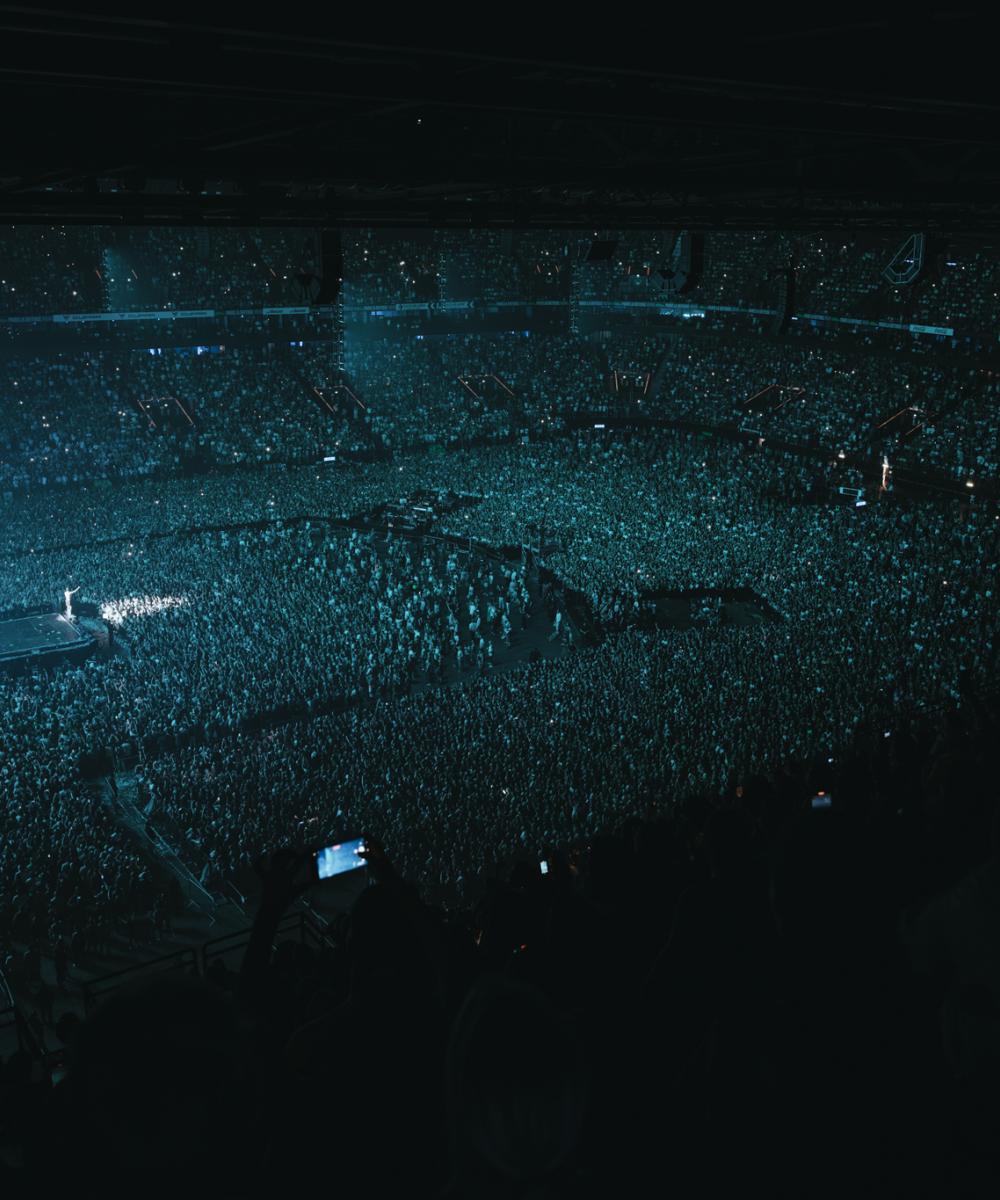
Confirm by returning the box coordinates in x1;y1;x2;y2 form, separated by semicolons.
1;189;998;232
0;10;997;229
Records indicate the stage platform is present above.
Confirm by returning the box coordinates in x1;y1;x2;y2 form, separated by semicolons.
0;612;95;668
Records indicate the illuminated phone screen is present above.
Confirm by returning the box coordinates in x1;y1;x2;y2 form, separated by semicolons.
316;838;367;879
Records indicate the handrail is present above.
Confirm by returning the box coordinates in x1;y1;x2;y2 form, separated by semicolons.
223;878;248;914
297;905;339;954
201;909;302;966
0;966;14;1011
0;1003;21;1055
78;910;337;1012
81;946;199;1013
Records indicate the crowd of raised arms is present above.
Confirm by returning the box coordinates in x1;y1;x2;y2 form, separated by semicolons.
1;228;999;1190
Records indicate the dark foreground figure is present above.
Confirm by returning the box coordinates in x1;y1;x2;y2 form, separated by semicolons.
3;693;1000;1198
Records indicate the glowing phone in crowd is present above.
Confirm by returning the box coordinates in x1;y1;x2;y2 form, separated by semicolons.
539;859;549;875
315;838;367;881
810;792;833;809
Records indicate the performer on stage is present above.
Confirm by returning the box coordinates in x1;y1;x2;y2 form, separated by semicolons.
64;586;80;621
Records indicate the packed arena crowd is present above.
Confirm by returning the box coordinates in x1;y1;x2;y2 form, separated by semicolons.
344;331;604;446
649;334;999;478
3;224;998;349
0;226;105;315
2;322;995;501
2;222;999;1189
112;441;1000;897
2;428;998;951
100;227;317;311
0;226;317;316
0;343;364;492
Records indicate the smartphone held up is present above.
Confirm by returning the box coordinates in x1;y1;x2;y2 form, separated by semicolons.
314;837;368;881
